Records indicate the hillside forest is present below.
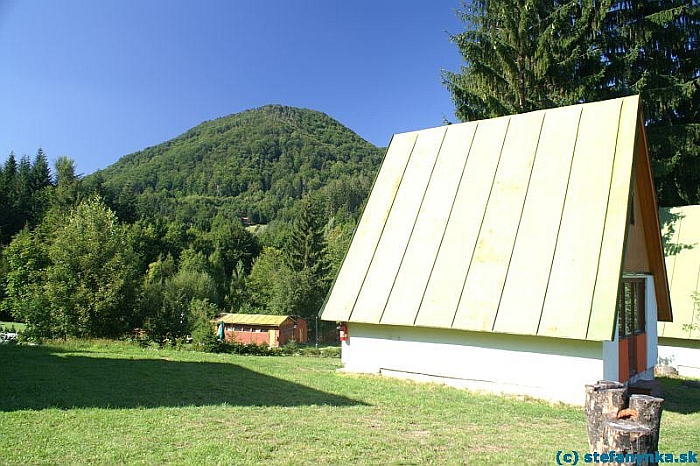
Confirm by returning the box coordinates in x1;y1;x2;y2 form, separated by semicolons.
0;106;383;342
1;1;698;344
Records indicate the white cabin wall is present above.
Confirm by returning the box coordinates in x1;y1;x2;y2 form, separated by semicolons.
658;339;700;378
341;323;605;405
645;275;659;373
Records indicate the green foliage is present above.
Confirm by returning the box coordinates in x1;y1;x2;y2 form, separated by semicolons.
325;217;356;278
286;196;330;279
227;259;248;311
44;197;141;338
51;156;83;212
2;228;52;337
599;0;700;206
0;149;57;244
141;252;220;342
2;105;379;338
246;247;294;314
207;212;261;275
446;0;700;206
189;298;220;346
443;0;607;121
95;105;383;226
3;197;141;339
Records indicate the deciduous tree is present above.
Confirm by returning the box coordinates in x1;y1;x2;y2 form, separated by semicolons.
45;196;141;338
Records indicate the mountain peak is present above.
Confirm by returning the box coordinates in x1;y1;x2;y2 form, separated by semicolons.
97;105;383;224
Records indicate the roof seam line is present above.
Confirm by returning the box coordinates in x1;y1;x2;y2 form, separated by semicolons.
413;123;479;326
451;117;512;329
491;112;547;332
536;107;584;336
379;127;449;324
318;133;400;318
346;134;419;322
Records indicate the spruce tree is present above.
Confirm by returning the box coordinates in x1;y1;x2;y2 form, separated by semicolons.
286;197;329;280
29;148;53;227
445;0;699;205
600;0;700;206
30;148;52;190
443;0;608;121
285;197;331;319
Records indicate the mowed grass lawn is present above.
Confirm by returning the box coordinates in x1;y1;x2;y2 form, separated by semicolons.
0;341;698;465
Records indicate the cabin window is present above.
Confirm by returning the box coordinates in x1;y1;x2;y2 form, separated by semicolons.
618;278;645;337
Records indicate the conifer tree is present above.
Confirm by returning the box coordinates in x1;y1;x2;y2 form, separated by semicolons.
30;148;52;190
284;197;331;319
443;0;608;121
600;0;700;205
286;197;330;280
1;153;19;243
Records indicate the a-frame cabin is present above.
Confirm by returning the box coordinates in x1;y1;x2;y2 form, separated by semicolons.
321;96;672;405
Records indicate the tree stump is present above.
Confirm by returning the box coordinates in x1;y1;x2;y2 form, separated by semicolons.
602;420;653;465
584;381;663;462
629;394;663;452
585;380;627;451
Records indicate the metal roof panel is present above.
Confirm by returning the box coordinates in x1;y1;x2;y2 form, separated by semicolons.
321;96;663;342
215;314;291;326
321;131;417;322
537;98;624;339
381;122;478;326
350;126;446;323
452;109;545;332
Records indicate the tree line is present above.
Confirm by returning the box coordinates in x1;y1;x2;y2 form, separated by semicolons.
0;150;341;343
3;1;697;343
444;0;699;207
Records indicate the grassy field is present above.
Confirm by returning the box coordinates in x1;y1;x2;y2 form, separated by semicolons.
0;341;698;465
0;321;26;332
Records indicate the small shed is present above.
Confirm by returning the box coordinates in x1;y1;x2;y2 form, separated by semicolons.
214;314;308;347
658;205;700;377
321;96;672;405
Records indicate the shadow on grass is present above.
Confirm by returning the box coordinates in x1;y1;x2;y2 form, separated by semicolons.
657;376;700;415
0;344;365;411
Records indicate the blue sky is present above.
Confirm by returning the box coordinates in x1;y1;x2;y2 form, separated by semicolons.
1;0;464;174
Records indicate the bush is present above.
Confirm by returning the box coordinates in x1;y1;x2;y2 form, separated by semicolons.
190;336;341;358
298;346;321;357
282;339;299;355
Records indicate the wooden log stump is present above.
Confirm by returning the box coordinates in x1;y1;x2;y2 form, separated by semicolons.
585;380;627;451
584;381;664;464
629;394;663;452
602;420;653;465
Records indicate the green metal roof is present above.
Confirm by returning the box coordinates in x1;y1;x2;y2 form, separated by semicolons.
214;313;292;326
659;205;700;340
322;96;661;341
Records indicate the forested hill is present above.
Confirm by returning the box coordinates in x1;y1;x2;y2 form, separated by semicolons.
95;105;385;225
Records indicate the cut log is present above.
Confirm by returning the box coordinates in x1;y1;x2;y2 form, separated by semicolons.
602;420;653;466
584;381;664;465
584;380;627;451
629;394;663;452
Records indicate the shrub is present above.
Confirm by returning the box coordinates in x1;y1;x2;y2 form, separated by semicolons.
320;346;341;358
